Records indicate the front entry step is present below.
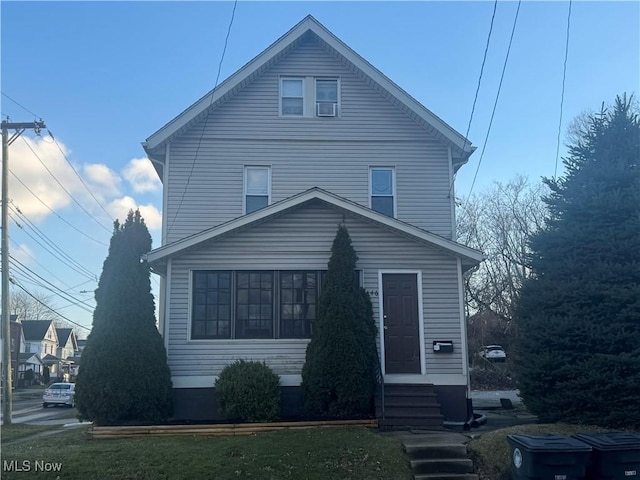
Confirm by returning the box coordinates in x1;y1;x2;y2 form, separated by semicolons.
392;431;479;480
376;384;444;429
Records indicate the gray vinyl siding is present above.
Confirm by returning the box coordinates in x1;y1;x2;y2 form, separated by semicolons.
166;201;464;379
164;36;454;243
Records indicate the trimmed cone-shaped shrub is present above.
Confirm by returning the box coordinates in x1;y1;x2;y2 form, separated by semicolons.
75;210;173;425
301;224;379;418
513;95;640;428
215;360;280;422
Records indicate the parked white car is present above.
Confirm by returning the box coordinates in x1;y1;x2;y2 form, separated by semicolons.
478;345;507;362
43;382;75;408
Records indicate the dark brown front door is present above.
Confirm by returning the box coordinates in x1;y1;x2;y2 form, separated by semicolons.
382;273;421;374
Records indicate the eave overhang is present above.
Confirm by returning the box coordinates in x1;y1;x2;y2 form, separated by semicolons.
145;188;484;275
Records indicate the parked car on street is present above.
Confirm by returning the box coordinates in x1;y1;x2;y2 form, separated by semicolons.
43;382;75;408
478;345;507;362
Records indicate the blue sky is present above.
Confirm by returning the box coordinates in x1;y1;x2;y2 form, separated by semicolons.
1;1;638;334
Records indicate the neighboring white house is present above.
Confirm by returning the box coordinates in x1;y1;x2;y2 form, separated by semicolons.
143;15;482;426
22;320;61;379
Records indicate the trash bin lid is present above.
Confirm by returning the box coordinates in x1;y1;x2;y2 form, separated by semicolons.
508;435;592;452
573;433;640;451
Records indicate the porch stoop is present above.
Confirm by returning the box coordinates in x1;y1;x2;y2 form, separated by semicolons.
376;384;444;429
393;431;479;480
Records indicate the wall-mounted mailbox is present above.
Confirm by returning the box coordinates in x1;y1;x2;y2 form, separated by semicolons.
433;341;453;353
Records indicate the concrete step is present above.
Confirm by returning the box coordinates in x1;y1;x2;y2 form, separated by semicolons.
404;443;468;460
411;458;474;475
378;405;443;417
414;474;479;480
379;415;444;429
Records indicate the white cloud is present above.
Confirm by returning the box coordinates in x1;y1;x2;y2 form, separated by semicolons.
122;158;161;193
12;243;35;267
107;196;162;230
9;136;78;221
8;136;122;224
83;163;122;200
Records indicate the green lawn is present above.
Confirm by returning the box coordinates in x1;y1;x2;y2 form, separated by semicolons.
1;424;60;443
1;426;412;480
468;423;612;480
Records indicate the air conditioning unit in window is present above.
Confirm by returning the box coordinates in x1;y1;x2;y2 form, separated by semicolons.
316;102;337;117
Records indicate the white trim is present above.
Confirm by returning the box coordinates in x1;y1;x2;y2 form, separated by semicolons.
448;146;456;240
163;259;172;351
378;270;426;378
145;188;483;265
369;166;397;218
314;77;340;118
243;165;272;215
279;77;305;117
172;374;302;389
457;258;469;378
143;16;473;157
161;144;170;244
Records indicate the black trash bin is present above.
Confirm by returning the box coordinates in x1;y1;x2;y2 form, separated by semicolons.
573;433;640;480
507;434;592;479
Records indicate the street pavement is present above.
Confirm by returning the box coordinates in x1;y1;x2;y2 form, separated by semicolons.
1;387;83;426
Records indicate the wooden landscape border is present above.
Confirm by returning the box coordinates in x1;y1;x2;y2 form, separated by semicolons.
90;419;378;439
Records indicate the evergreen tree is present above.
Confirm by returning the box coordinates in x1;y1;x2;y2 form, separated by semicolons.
76;210;173;425
513;95;640;428
301;224;379;418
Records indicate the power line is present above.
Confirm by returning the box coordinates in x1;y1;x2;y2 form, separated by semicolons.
1;92;40;119
47;130;115;224
449;0;499;196
9;205;98;280
20;135;112;233
554;0;572;179
465;0;523;204
8;236;84;292
167;0;238;233
9;256;95;312
9;279;91;331
8;169;109;247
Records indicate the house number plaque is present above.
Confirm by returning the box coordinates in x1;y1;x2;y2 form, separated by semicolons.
365;290;378;297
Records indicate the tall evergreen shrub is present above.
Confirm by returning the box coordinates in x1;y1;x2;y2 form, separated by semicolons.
513;95;640;428
301;224;379;418
76;210;173;425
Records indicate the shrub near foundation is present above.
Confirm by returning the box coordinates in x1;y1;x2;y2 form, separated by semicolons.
216;360;281;422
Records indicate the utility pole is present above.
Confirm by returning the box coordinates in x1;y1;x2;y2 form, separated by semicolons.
1;119;45;425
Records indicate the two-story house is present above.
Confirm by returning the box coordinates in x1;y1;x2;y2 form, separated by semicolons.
143;15;483;427
22;320;61;379
56;328;79;379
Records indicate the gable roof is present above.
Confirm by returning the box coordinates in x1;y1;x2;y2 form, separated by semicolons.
19;352;42;365
21;320;55;342
145;187;484;272
143;15;474;176
55;328;77;349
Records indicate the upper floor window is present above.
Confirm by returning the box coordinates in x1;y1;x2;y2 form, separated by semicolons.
370;167;395;217
281;78;304;116
315;79;338;117
244;166;271;214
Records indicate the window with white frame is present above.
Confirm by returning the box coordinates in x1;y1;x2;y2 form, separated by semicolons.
244;166;270;214
315;78;338;117
281;78;304;116
370;167;395;217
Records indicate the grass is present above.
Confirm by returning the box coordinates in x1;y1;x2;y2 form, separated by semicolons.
468;423;611;480
0;426;413;479
1;424;60;443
